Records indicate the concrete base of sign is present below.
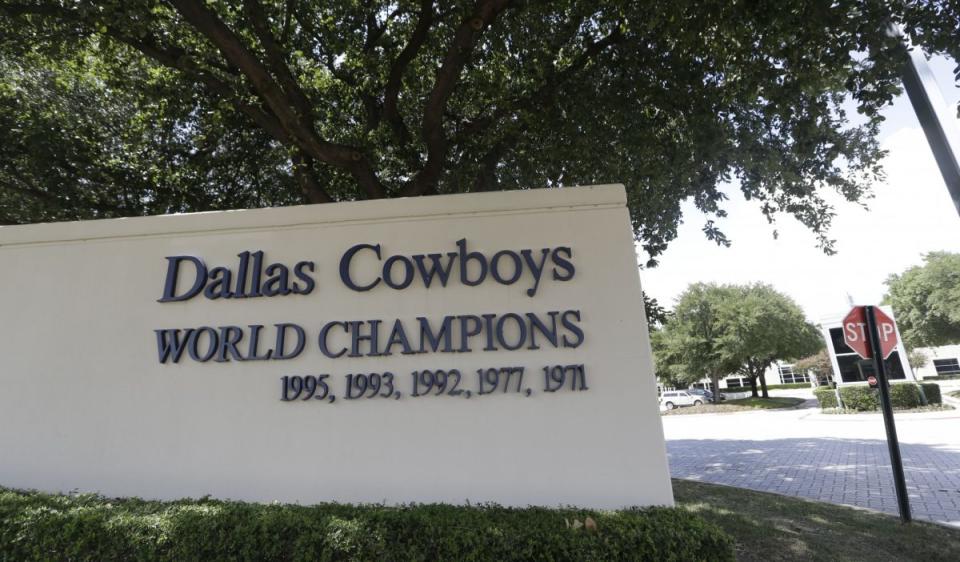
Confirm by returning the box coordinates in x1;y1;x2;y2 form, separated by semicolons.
0;185;673;508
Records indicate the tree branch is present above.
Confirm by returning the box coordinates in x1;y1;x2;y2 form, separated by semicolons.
242;0;314;121
107;32;299;155
403;0;513;197
382;0;434;163
472;141;504;192
292;153;332;203
169;0;387;199
364;4;403;51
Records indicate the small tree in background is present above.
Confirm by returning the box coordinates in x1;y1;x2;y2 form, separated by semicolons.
907;349;929;371
794;349;834;386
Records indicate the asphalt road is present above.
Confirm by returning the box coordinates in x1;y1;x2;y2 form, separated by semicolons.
662;387;960;528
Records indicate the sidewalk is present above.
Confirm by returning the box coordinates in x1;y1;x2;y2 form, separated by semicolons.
662;397;960;528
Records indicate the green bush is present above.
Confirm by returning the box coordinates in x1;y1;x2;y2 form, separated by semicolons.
835;384;930;410
813;387;838;409
919;383;942;405
0;487;734;562
888;383;921;409
839;386;878;411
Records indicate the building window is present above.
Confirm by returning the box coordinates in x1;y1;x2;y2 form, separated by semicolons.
933;358;960;375
724;377;748;389
778;364;809;384
827;327;907;383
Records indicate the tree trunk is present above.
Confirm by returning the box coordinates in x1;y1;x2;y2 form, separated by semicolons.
749;376;759;398
710;373;721;403
759;372;770;398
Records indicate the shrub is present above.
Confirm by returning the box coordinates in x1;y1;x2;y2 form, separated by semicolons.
0;487;735;562
888;383;921;409
839;386;878;411
919;383;942;405
835;384;929;410
813;387;838;409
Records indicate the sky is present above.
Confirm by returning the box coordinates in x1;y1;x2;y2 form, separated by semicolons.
639;54;960;324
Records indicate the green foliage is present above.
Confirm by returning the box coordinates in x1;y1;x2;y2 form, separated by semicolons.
839;386;878;411
919;383;942;405
715;284;823;391
835;384;927;411
2;1;958;257
652;283;743;392
884;252;960;348
643;292;671;329
814;387;838;409
0;487;734;562
889;384;921;409
0;46;301;225
654;283;821;397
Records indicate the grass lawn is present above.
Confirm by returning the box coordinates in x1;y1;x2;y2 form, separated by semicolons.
725;397;806;409
674;479;960;562
663;396;805;415
820;404;955;414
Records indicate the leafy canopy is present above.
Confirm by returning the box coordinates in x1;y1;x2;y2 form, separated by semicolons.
653;283;821;388
884;251;960;348
716;283;823;380
1;1;959;260
652;283;742;387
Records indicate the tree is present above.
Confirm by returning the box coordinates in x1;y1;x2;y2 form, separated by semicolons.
643;292;671;331
652;283;742;403
794;349;834;385
654;283;821;400
907;349;928;371
883;252;960;348
2;2;959;259
717;284;823;398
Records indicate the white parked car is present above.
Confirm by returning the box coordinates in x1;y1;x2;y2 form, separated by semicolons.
659;390;704;410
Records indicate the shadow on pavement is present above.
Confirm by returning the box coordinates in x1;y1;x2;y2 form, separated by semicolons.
667;437;960;527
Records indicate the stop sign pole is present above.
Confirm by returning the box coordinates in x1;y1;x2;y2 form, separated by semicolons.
862;305;912;523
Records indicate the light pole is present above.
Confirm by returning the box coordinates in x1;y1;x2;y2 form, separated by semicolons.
894;30;960;217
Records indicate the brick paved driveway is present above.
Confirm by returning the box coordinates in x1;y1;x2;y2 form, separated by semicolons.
663;399;960;528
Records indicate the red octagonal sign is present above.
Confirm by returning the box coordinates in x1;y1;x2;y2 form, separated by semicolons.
842;306;899;360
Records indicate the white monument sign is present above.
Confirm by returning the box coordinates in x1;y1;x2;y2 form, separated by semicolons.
0;184;673;508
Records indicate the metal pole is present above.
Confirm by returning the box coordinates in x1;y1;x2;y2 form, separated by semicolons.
865;305;912;523
897;40;960;218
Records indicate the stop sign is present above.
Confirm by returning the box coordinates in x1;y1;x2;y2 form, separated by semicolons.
842;306;899;360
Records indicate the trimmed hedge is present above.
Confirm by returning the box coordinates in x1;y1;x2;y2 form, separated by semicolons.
0;487;734;562
813;387;838;409
888;384;921;409
818;383;937;411
920;383;942;405
839;386;878;411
